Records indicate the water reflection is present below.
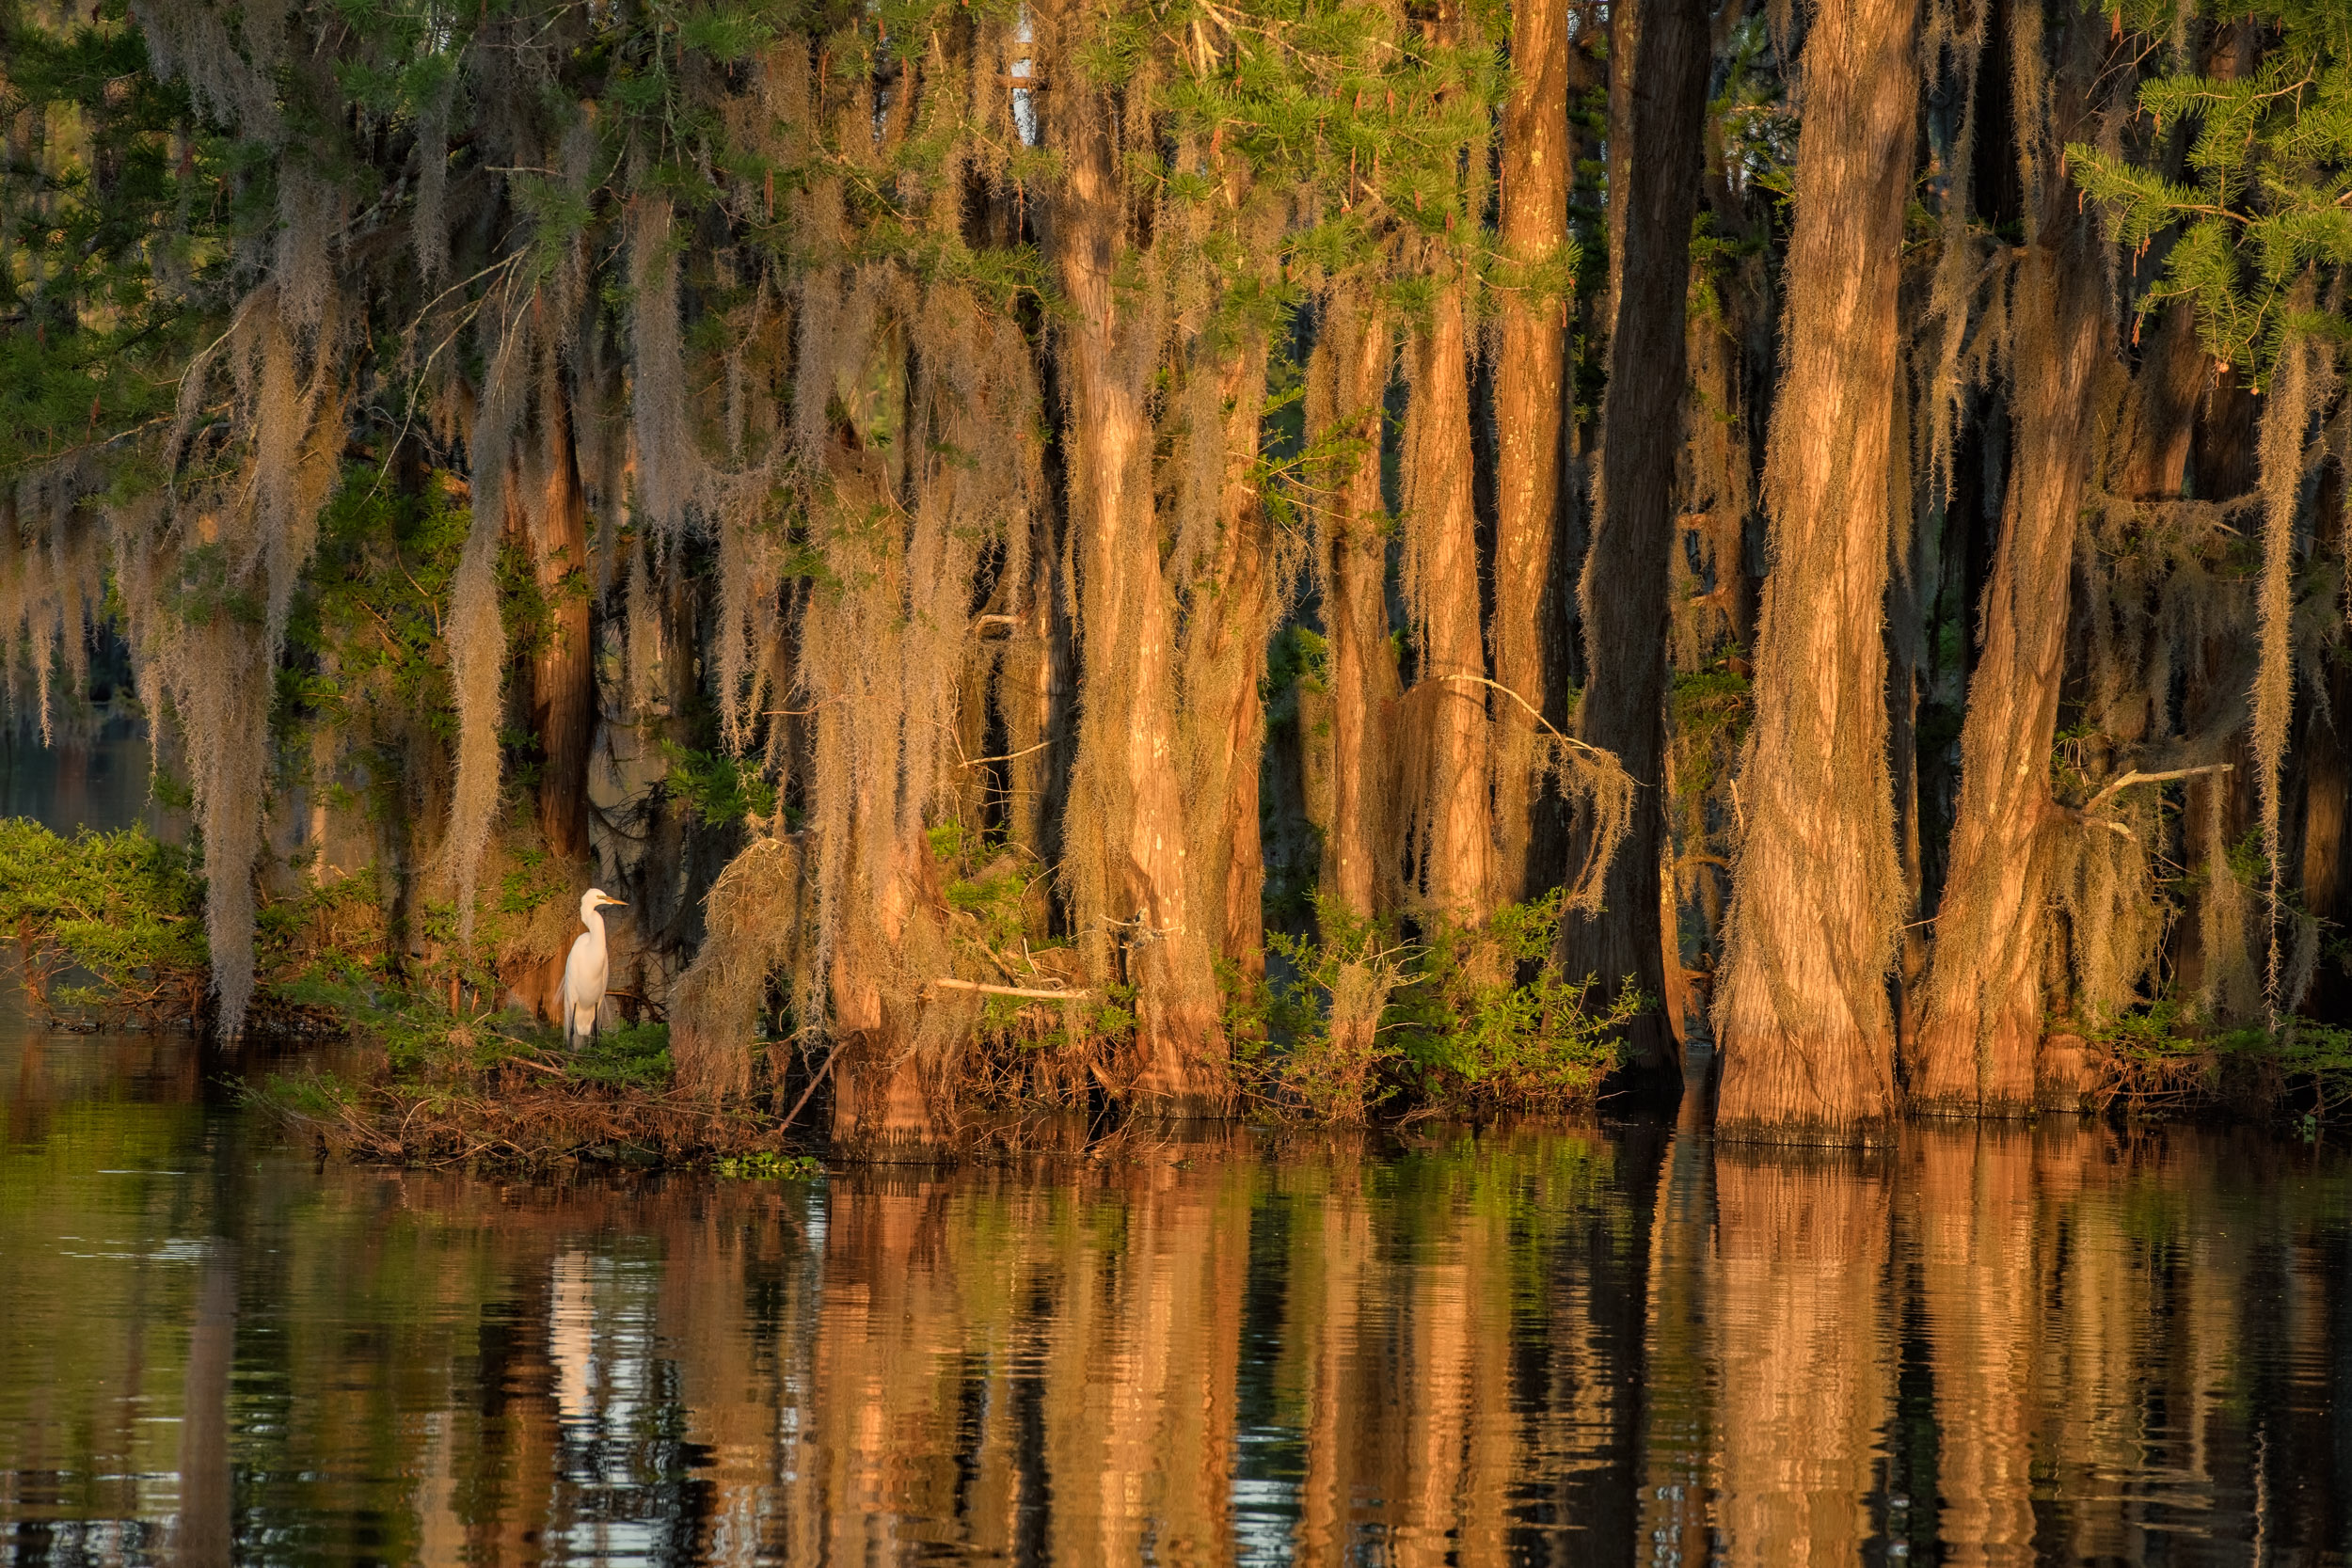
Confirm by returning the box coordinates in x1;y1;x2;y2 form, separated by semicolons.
3;1020;2348;1565
0;712;163;837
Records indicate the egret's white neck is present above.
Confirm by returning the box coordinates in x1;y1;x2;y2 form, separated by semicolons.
581;902;606;939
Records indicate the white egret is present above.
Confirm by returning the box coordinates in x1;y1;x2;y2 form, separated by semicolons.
561;888;627;1049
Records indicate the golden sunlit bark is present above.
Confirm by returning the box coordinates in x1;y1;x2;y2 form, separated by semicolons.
1488;0;1571;901
1049;78;1232;1116
1181;332;1276;978
1305;289;1401;922
1402;275;1497;921
524;384;595;863
1914;10;2110;1118
1713;0;1919;1143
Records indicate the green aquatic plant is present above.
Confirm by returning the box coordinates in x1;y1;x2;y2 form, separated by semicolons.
713;1151;823;1180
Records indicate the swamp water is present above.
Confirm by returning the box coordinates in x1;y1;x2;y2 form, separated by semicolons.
3;1006;2351;1565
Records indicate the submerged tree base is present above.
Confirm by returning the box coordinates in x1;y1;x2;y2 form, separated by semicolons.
1713;1117;1901;1150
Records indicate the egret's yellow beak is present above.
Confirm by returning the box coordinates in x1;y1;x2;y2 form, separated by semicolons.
601;895;627;907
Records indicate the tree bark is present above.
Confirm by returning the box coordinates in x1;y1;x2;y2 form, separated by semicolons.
528;383;596;861
1050;84;1231;1116
1912;235;2105;1117
1179;332;1274;979
1556;0;1711;1088
1711;0;1918;1144
1913;7;2110;1118
2112;299;2204;504
1307;288;1401;922
2300;649;2352;1019
1402;274;1498;921
1489;0;1572;902
829;841;947;1156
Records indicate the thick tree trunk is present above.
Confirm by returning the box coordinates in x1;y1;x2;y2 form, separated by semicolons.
830;835;951;1155
1489;0;1571;902
1181;336;1274;978
1913;231;2104;1117
1403;275;1497;921
1051;89;1230;1116
1711;0;1918;1144
523;388;596;860
1914;8;2110;1118
1556;0;1710;1088
1307;289;1401;921
2113;299;2203;503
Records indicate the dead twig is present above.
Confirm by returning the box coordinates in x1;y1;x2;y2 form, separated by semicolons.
1429;673;1639;780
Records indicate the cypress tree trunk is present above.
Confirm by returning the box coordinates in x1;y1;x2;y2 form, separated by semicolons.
828;846;943;1155
1179;331;1274;977
1051;90;1231;1116
1913;223;2106;1117
1308;288;1401;921
2301;651;2352;1018
1489;0;1571;901
1914;7;2110;1117
1556;0;1710;1086
1404;274;1497;920
1712;0;1918;1144
2113;299;2204;503
1214;355;1273;974
527;386;596;861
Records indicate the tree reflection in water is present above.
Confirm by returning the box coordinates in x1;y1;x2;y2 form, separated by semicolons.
3;1024;2348;1565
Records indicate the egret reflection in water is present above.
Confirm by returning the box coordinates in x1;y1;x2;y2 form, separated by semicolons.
4;1014;2350;1566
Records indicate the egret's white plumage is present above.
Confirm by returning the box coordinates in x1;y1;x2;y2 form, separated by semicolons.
561;888;625;1049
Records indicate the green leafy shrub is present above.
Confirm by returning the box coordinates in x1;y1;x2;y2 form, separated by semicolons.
1262;898;1410;1121
2088;1000;2352;1122
568;1021;675;1089
0;818;209;1026
1391;891;1643;1110
661;741;779;827
1261;890;1641;1119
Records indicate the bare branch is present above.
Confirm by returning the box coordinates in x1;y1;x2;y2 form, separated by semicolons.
927;977;1095;1002
2084;762;2233;813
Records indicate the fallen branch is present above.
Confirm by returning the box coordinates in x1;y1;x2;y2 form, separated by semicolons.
928;977;1094;1001
501;1052;570;1078
777;1037;845;1132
